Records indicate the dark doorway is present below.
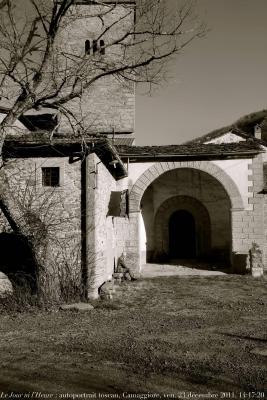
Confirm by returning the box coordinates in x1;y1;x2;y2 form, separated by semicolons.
0;232;37;292
169;210;196;258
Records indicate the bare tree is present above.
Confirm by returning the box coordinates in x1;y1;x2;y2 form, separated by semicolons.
0;0;206;299
0;0;206;147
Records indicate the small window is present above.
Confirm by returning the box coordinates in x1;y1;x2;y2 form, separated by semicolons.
85;39;91;55
93;40;98;54
100;40;105;55
86;39;105;56
42;167;60;187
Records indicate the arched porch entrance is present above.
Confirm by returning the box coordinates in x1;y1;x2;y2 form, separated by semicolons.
127;160;244;273
139;167;235;266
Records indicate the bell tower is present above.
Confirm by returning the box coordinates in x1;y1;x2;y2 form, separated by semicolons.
56;0;136;145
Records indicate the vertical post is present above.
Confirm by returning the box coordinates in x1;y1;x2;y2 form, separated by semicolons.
126;211;141;274
80;155;88;299
231;208;248;274
85;154;99;300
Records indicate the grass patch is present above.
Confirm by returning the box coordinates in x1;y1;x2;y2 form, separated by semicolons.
0;279;39;314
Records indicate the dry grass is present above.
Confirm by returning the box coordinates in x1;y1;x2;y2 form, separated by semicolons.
0;275;266;395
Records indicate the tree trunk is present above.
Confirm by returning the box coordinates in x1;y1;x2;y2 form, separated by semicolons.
0;98;60;302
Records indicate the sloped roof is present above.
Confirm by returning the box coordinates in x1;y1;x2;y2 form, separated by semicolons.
20;113;58;132
0;112;29;135
0;107;58;133
3;136;127;180
184;127;247;145
185;110;267;145
116;142;262;159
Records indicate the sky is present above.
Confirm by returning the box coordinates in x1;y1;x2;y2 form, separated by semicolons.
135;0;267;145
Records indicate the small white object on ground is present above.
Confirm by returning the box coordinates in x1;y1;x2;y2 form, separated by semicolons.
0;272;13;297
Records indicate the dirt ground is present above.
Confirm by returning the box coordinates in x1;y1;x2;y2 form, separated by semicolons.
0;274;266;398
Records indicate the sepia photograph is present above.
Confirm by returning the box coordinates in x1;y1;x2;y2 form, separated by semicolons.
0;0;266;398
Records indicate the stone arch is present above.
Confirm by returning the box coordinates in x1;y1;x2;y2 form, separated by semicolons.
129;161;244;212
153;196;211;260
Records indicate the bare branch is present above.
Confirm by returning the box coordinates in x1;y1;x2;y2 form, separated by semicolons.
0;0;207;150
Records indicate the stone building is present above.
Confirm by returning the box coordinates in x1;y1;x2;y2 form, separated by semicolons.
118;123;267;276
0;1;266;299
1;112;267;299
0;0;136;300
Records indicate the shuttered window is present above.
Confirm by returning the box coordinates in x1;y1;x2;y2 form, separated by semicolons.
108;190;129;217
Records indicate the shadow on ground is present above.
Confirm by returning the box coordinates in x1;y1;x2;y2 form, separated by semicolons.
0;275;266;394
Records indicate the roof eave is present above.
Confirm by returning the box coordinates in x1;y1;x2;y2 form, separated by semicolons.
118;150;263;160
3;137;128;181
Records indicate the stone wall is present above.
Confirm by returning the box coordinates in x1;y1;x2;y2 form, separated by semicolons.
0;153;133;300
0;157;82;297
2;150;265;300
56;3;135;134
261;148;267;267
231;153;265;270
86;153;131;299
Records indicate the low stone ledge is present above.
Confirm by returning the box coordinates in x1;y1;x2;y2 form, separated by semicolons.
59;302;94;311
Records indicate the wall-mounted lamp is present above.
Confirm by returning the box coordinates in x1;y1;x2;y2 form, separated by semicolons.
109;159;119;169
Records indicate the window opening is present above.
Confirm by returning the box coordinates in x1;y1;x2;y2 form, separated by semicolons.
42;167;60;187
